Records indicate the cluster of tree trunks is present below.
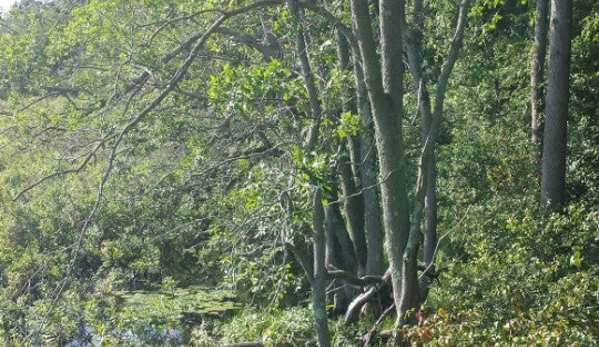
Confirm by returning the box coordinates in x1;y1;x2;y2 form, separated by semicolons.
283;0;471;343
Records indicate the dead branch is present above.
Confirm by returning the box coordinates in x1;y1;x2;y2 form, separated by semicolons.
326;266;383;287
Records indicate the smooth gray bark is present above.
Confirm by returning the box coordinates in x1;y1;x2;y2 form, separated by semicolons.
290;2;321;148
405;0;437;271
541;0;572;213
327;199;358;274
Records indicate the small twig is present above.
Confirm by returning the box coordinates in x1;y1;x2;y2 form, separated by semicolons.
364;303;396;346
418;205;471;281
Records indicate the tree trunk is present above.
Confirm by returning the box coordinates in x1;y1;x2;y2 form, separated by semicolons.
327;197;358;273
289;4;331;344
324;191;358;313
290;1;321;148
362;141;384;277
334;28;368;274
423;161;437;266
351;0;413;331
338;152;367;273
541;0;572;213
530;0;549;168
312;189;331;347
354;52;384;277
379;0;414;327
405;0;438;271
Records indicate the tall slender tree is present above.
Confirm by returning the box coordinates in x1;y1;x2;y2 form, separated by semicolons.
404;0;469;302
312;189;332;347
541;0;572;213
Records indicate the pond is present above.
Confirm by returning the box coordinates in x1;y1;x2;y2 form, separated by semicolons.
64;285;240;346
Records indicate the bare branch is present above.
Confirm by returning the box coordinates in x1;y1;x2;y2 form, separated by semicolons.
326;266;383;287
11;132;115;201
418;205;471;281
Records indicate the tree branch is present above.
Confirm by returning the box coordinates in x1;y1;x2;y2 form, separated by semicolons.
326;266;383;287
11;133;115;201
434;0;470;117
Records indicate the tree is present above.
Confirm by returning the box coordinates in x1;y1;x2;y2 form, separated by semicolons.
541;0;572;213
530;0;549;155
404;0;469;302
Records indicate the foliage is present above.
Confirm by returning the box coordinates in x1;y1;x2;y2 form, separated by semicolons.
214;307;316;346
0;0;598;346
413;199;599;346
569;6;599;204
